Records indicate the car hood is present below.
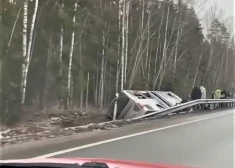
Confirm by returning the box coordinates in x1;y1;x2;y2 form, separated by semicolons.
0;157;191;168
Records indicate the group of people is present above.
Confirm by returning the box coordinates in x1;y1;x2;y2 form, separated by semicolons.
185;82;233;110
190;86;232;101
211;89;232;99
190;85;206;101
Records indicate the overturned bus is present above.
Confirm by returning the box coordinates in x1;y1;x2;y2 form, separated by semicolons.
107;90;182;119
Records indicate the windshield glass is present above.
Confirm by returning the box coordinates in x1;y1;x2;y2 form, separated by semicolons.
155;92;178;105
0;163;81;168
0;0;234;168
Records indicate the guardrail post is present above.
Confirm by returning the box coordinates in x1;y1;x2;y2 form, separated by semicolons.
112;93;119;121
211;103;214;110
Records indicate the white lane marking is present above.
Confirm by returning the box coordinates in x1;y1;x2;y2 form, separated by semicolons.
33;110;234;158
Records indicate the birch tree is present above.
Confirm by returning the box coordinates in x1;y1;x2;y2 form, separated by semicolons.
21;0;28;104
120;0;126;91
67;1;78;107
59;0;64;77
124;0;129;84
21;0;38;104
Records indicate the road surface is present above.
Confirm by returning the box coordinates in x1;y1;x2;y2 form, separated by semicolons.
53;112;234;168
1;110;234;167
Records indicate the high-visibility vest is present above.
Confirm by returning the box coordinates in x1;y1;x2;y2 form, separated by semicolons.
214;89;221;99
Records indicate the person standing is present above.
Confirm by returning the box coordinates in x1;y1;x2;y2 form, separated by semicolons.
191;86;202;100
214;88;221;108
191;86;202;110
200;85;206;109
211;91;215;99
215;88;221;99
210;91;215;109
200;85;206;99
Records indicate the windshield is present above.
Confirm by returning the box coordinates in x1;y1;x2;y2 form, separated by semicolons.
0;0;234;168
0;163;80;168
0;162;111;168
154;92;179;106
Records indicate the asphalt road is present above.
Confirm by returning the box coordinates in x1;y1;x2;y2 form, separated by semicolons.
54;112;235;168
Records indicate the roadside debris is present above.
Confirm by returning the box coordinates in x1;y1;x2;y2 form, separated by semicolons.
0;117;147;146
0;108;109;146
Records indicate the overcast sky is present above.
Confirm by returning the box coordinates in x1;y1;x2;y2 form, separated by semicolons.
195;0;234;34
211;0;233;17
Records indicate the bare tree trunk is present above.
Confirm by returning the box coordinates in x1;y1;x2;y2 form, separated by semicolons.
42;29;53;109
157;4;170;90
103;58;108;104
59;0;64;77
152;9;164;90
120;0;126;91
94;66;99;106
192;53;202;88
5;5;22;57
71;75;74;108
173;1;184;82
124;1;129;84
203;45;215;83
146;50;152;89
21;0;38;105
67;1;78;107
85;72;89;108
115;60;120;94
99;50;104;109
145;3;151;88
99;0;110;109
79;39;83;109
140;0;145;78
108;67;111;103
158;44;176;90
21;0;28;104
224;47;229;84
173;25;181;82
115;0;123;94
99;18;107;109
25;0;38;77
213;52;224;87
183;54;194;86
29;1;44;63
140;0;144;31
76;16;88;108
57;0;64;108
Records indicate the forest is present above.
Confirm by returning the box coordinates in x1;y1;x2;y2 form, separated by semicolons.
0;0;234;124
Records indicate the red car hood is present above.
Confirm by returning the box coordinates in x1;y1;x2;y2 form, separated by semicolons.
0;158;191;168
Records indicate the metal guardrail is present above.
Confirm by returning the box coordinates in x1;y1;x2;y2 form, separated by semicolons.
132;99;235;120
